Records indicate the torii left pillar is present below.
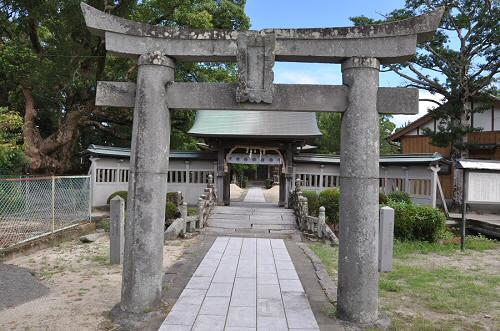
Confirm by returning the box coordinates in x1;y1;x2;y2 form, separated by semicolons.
121;51;175;313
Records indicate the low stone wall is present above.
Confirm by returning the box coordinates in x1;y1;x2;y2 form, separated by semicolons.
164;175;217;240
289;179;339;245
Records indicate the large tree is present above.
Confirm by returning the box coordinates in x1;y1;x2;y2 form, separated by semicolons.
352;0;499;204
0;0;249;174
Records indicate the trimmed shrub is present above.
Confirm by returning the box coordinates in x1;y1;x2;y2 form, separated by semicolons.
379;192;388;205
167;192;180;204
387;200;446;242
319;188;340;225
303;190;319;217
165;201;179;221
264;178;274;189
107;191;128;205
387;190;412;203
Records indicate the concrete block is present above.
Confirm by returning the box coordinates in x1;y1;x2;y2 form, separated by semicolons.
185;276;212;290
164;303;200;326
257;317;288;331
379;206;395;272
192;315;225;331
257;298;285;318
206;283;233;297
279;279;304;292
226;306;256;328
198;296;230;315
176;289;207;306
110;196;125;265
257;273;278;285
257;284;281;299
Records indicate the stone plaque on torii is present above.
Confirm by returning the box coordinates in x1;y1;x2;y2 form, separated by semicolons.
81;3;443;326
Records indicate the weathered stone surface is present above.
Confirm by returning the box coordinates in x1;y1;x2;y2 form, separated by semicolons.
96;81;418;114
164;218;185;241
120;53;174;314
379;206;395;272
83;2;443;64
79;232;105;243
110;196;125;265
337;57;380;325
236;31;275;103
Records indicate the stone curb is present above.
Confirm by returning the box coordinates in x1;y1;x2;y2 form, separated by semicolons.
297;242;337;304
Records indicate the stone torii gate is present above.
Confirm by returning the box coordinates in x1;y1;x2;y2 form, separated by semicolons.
81;3;443;325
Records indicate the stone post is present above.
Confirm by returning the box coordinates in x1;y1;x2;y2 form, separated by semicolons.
318;206;325;238
337;57;380;324
379;207;394;272
110;196;125;265
198;196;205;228
180;202;188;232
121;52;175;314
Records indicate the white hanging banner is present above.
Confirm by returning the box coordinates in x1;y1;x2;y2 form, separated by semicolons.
227;153;282;165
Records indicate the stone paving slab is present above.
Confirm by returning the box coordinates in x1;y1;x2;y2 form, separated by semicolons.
159;237;320;331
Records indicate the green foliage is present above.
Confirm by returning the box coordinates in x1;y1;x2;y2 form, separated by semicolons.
0;107;27;174
107;191;128;205
351;1;499;159
165;201;179;220
319;188;340;225
0;0;250;173
302;191;319;217
99;218;111;233
387;200;446;242
379;192;388;205
264;178;273;189
387;190;412;203
316;113;398;154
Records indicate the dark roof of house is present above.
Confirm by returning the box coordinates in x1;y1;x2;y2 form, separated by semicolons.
85;145;217;160
188;110;322;139
387;112;433;142
294;152;448;165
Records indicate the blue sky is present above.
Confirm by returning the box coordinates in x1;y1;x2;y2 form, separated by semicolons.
245;0;443;127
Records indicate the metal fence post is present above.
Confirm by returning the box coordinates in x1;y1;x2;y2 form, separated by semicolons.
51;176;55;233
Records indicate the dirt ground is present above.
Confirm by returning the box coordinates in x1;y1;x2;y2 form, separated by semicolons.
0;234;193;331
263;185;279;203
229;183;246;201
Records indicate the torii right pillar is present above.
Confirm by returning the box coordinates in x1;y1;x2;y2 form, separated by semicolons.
338;57;381;324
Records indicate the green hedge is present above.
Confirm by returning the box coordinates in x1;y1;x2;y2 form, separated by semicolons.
302;190;319;217
387;190;412;203
319;188;340;225
107;191;128;205
166;201;179;220
264;179;273;189
387;200;446;242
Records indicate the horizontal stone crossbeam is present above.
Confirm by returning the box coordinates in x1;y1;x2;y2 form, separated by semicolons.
82;3;444;64
96;81;418;114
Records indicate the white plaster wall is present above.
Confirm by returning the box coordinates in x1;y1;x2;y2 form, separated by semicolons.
473;108;492;131
421;120;434;133
91;157;216;207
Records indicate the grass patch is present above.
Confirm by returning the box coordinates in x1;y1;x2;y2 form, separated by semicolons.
308;237;500;329
188;207;198;216
308;243;338;278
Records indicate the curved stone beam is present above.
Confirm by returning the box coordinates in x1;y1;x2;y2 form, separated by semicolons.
81;2;443;42
81;3;444;63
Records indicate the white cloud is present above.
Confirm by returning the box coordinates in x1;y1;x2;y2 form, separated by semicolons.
391;90;445;128
274;63;341;85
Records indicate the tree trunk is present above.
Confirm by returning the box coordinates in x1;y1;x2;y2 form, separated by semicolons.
452;100;472;207
22;87;85;174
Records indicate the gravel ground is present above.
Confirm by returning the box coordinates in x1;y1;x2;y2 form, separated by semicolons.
0;263;49;310
0;234;192;331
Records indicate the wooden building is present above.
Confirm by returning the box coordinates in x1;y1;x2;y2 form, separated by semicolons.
388;102;500;199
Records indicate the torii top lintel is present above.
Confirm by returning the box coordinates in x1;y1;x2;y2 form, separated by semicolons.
81;2;443;65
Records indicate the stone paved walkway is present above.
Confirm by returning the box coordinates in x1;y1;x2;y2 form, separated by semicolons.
206;206;296;235
244;187;266;203
159;237;320;331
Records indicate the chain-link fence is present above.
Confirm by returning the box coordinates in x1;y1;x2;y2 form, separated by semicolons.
0;175;91;250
